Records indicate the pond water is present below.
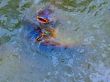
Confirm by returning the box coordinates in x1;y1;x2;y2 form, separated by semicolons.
0;0;110;82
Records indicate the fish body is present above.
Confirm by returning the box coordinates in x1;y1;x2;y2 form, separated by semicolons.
22;6;68;53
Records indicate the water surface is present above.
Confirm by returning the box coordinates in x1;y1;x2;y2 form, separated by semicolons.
0;0;110;82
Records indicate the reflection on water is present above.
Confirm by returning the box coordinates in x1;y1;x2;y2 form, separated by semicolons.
0;0;110;82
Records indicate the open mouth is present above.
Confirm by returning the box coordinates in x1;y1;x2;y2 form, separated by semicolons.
36;16;49;24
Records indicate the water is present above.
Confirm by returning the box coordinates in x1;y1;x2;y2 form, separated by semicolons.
0;0;110;82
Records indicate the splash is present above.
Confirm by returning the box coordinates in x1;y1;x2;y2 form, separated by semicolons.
22;5;81;51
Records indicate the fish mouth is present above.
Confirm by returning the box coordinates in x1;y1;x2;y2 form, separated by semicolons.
36;16;49;24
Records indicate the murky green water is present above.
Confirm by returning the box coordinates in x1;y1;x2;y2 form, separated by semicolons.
0;0;110;82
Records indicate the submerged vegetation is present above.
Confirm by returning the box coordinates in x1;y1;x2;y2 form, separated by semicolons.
0;0;32;45
41;0;93;12
0;35;10;45
0;0;32;31
41;0;107;13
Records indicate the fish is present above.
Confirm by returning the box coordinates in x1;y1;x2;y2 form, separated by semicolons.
22;5;70;53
